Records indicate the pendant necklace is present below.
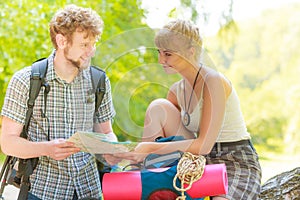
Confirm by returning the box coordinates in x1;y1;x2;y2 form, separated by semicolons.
183;65;202;126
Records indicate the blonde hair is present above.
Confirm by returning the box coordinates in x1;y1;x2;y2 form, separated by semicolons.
155;19;203;63
49;4;104;49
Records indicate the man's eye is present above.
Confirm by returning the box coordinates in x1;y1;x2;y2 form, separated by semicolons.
165;52;172;56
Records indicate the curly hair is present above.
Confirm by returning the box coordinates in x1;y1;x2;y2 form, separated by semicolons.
155;19;203;63
49;4;104;49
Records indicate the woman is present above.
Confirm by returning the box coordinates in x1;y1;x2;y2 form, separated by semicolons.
118;19;261;200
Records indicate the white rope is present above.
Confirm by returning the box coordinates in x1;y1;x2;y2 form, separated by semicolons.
173;152;206;200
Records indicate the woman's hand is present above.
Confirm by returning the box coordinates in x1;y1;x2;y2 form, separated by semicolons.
101;154;123;165
113;142;154;164
113;152;148;164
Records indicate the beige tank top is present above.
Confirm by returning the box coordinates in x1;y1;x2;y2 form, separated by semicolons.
177;78;251;142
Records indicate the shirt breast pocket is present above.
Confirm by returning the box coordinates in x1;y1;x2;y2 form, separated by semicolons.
85;94;95;113
72;92;95;131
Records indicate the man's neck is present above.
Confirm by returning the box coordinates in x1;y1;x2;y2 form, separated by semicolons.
53;51;79;83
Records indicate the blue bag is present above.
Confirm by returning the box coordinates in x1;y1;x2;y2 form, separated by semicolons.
140;136;204;200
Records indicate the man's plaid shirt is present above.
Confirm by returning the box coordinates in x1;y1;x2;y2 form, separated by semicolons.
1;52;115;199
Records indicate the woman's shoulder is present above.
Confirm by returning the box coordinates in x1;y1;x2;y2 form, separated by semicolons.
202;68;232;97
170;79;183;92
202;67;221;79
167;80;183;103
202;68;228;83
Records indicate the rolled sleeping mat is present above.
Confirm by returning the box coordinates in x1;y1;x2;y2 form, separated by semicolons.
102;163;228;200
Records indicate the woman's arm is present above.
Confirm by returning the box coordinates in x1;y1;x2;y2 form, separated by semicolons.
151;72;230;155
189;72;230;154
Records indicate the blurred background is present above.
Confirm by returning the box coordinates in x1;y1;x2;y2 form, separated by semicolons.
0;0;299;188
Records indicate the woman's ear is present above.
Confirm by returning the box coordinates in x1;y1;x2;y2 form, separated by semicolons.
56;34;67;49
189;46;195;56
186;46;197;63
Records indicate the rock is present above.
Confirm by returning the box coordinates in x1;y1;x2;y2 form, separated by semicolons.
260;167;300;200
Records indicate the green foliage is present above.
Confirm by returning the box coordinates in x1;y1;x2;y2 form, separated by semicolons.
0;1;54;107
206;3;300;154
94;29;181;140
0;0;299;155
0;0;148;141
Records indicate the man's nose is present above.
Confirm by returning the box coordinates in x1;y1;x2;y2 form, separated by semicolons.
86;45;96;57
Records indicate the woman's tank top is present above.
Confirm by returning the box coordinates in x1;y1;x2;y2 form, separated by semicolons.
177;76;250;142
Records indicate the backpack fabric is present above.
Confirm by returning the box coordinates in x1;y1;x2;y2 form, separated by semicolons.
0;58;106;200
119;136;204;200
141;165;195;200
140;136;203;200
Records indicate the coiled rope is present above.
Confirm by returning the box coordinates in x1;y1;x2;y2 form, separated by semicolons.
173;152;206;200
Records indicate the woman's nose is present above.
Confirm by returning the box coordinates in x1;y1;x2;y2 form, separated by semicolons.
158;54;166;64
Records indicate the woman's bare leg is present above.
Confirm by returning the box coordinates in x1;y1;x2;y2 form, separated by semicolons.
142;98;194;142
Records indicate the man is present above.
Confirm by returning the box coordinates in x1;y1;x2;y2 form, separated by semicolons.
0;4;117;200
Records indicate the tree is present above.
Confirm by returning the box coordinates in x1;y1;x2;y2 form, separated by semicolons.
207;3;300;154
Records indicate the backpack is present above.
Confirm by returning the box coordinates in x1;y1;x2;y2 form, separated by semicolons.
0;58;106;200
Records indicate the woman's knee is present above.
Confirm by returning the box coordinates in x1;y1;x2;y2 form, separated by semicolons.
145;98;181;126
145;99;171;120
147;98;174;112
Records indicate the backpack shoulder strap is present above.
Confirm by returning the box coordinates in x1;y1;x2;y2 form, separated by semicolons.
90;66;106;111
21;58;48;138
17;58;48;200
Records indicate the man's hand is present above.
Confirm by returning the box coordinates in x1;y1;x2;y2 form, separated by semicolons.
46;139;81;160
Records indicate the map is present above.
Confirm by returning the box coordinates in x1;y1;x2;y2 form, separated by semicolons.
68;131;138;154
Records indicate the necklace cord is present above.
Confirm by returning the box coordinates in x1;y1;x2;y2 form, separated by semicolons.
184;65;203;113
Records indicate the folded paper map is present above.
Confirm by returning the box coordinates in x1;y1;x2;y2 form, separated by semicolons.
68;131;138;154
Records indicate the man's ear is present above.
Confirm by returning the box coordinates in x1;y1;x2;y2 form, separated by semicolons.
56;34;67;49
